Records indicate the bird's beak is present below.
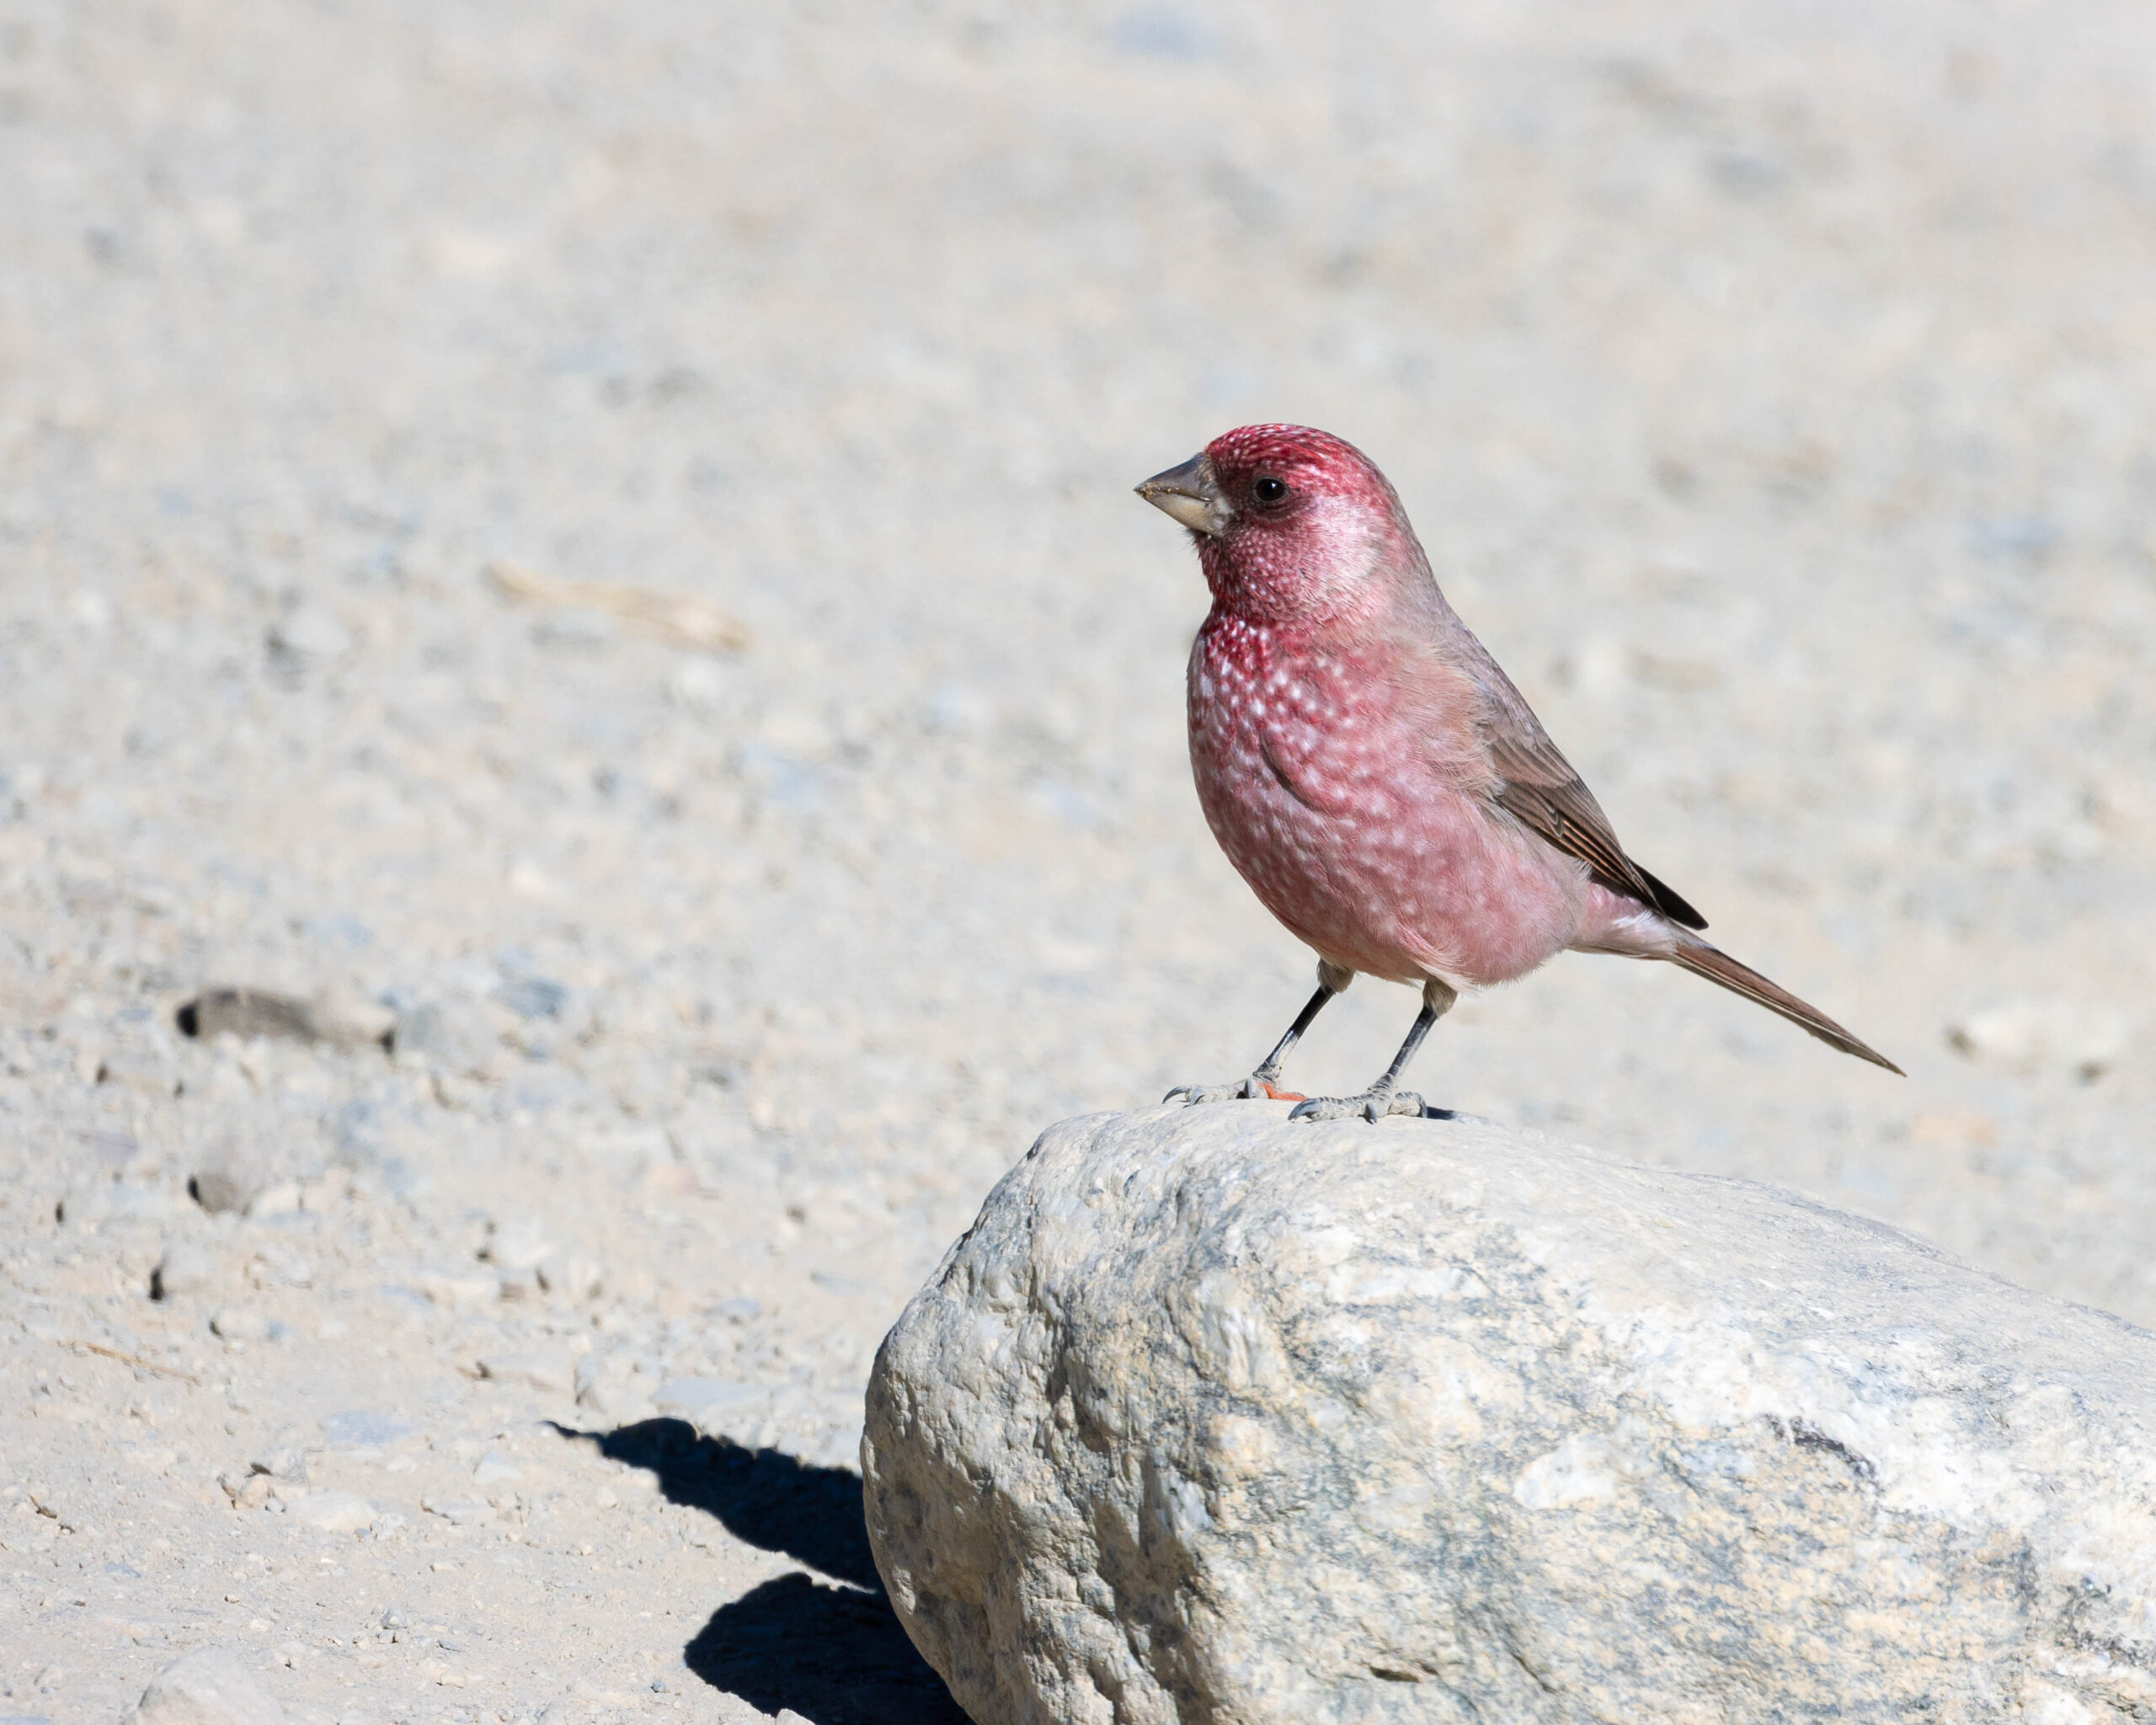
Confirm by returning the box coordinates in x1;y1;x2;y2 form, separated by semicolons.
1135;452;1231;537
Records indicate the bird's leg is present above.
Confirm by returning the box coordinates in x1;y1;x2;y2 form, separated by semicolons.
1166;961;1353;1105
1250;963;1358;1091
1289;978;1458;1123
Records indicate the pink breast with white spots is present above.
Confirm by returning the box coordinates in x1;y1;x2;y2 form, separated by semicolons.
1187;614;1588;988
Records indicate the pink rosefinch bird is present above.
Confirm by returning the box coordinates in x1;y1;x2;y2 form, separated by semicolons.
1137;423;1901;1121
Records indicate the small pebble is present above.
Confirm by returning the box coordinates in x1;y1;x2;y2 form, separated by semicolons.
150;1243;218;1301
248;1437;309;1481
422;1272;500;1311
322;1411;416;1450
476;1354;570;1393
536;1254;606;1301
472;1450;522;1487
246;1183;302;1219
419;1497;487;1526
267;603;354;663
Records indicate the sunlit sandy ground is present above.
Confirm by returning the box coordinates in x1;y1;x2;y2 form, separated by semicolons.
1;3;2150;1721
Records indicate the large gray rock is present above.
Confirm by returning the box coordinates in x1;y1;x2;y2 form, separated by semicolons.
862;1107;2156;1725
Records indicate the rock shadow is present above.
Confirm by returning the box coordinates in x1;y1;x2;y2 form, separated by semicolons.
686;1571;969;1725
562;1417;878;1587
553;1418;965;1725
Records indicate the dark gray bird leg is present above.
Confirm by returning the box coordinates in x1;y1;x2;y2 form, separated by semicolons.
1166;959;1354;1104
1289;976;1457;1123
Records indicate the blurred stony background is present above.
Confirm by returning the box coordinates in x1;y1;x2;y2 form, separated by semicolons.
0;2;2150;1722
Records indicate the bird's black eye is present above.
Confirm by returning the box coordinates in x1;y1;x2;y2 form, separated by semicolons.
1253;476;1289;504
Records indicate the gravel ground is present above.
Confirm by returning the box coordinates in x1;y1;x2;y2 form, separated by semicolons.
2;3;2152;1722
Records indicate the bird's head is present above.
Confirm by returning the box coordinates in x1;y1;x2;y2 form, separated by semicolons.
1136;424;1418;627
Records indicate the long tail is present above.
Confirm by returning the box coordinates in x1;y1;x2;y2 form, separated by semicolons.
1668;941;1903;1074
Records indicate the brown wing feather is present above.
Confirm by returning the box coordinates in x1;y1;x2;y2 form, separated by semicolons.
1403;565;1709;930
1486;729;1709;932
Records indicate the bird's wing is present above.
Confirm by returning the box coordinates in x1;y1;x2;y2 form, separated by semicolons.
1474;681;1710;932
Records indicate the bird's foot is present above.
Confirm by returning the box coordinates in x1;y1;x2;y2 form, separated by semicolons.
1163;1075;1307;1106
1288;1088;1427;1124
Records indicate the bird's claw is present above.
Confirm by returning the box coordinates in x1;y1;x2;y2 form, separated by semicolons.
1288;1088;1427;1123
1164;1076;1308;1106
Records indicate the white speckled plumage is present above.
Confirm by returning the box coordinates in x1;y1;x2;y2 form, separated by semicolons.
1190;607;1589;988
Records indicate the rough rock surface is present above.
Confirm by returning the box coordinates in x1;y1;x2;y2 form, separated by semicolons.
864;1107;2156;1724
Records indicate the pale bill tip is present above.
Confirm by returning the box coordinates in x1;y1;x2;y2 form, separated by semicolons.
1136;453;1230;536
1141;486;1227;535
